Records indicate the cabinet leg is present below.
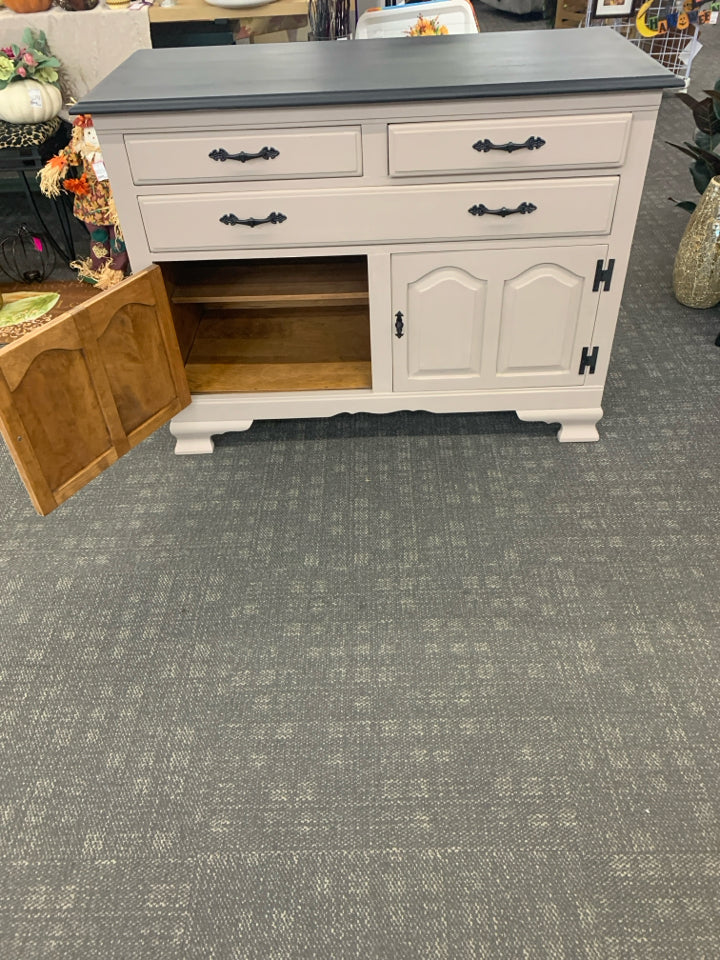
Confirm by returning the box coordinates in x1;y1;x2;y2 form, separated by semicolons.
169;420;254;455
516;407;603;443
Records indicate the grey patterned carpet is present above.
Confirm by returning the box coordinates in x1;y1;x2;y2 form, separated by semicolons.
1;21;719;960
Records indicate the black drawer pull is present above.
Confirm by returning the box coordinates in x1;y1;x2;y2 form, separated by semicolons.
220;212;287;228
472;136;546;154
209;146;280;163
469;202;537;218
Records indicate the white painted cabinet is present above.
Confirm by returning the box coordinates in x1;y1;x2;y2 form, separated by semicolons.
391;245;608;392
0;34;681;512
89;83;661;460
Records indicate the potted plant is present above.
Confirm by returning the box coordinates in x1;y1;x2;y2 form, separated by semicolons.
668;80;720;310
669;80;720;211
0;29;62;125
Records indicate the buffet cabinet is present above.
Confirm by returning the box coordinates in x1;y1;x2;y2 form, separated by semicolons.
0;34;679;513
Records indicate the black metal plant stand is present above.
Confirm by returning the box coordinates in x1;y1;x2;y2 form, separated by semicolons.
0;121;77;263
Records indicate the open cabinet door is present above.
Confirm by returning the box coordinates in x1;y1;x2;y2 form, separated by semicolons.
0;266;191;516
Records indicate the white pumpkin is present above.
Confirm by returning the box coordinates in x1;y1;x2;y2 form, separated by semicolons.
0;80;63;124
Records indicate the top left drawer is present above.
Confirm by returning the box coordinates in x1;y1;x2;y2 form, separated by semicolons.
125;127;363;185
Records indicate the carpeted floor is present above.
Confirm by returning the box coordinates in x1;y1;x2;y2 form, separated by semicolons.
1;17;719;960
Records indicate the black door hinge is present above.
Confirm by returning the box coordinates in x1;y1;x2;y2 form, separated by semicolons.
579;346;599;375
395;311;404;338
593;258;615;292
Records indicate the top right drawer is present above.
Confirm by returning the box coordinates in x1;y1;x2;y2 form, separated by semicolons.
387;113;632;177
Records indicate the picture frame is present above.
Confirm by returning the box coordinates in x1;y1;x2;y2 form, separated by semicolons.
592;0;635;17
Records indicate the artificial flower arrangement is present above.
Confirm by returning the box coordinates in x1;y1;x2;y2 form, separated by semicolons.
38;115;128;289
0;29;63;124
0;30;60;91
406;14;449;35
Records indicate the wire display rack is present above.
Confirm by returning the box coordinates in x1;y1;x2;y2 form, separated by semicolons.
583;3;701;90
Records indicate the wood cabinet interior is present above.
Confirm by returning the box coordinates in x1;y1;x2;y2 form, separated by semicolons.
161;256;372;394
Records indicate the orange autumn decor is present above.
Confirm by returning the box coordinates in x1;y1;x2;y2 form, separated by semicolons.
406;14;449;35
38;114;121;227
63;174;91;197
38;114;128;289
2;0;53;12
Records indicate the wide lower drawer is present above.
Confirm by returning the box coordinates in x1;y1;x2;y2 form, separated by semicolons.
388;113;632;177
139;177;619;252
126;127;363;184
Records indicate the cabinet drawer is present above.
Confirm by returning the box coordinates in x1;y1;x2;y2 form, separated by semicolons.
139;177;618;252
125;127;363;184
388;113;632;177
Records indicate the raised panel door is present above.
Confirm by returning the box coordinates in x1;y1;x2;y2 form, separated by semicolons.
391;245;608;393
0;267;190;515
493;245;608;388
391;255;490;392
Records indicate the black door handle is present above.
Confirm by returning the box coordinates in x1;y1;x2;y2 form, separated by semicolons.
472;136;546;154
468;202;537;218
209;146;280;163
219;212;287;228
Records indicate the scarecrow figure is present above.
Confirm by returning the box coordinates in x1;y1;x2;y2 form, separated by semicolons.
38;114;128;289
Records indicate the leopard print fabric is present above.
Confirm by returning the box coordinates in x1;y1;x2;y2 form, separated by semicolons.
0;117;61;151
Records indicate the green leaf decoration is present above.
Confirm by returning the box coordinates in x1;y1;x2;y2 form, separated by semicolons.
690;143;720;176
690;161;713;197
0;293;59;328
669;199;698;213
705;92;720;124
694;130;720;153
667;140;704;163
677;93;719;135
710;78;720;122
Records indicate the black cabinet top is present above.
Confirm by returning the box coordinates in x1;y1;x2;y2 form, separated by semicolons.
73;28;682;115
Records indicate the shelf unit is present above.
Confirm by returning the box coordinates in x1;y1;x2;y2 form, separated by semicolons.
163;256;372;394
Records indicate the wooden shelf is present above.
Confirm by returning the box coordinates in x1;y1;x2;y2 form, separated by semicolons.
183;301;371;393
167;256;372;394
169;257;368;310
186;360;371;393
177;290;368;309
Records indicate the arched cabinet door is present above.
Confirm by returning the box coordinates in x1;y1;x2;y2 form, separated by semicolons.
391;245;608;392
0;267;190;515
393;262;489;392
